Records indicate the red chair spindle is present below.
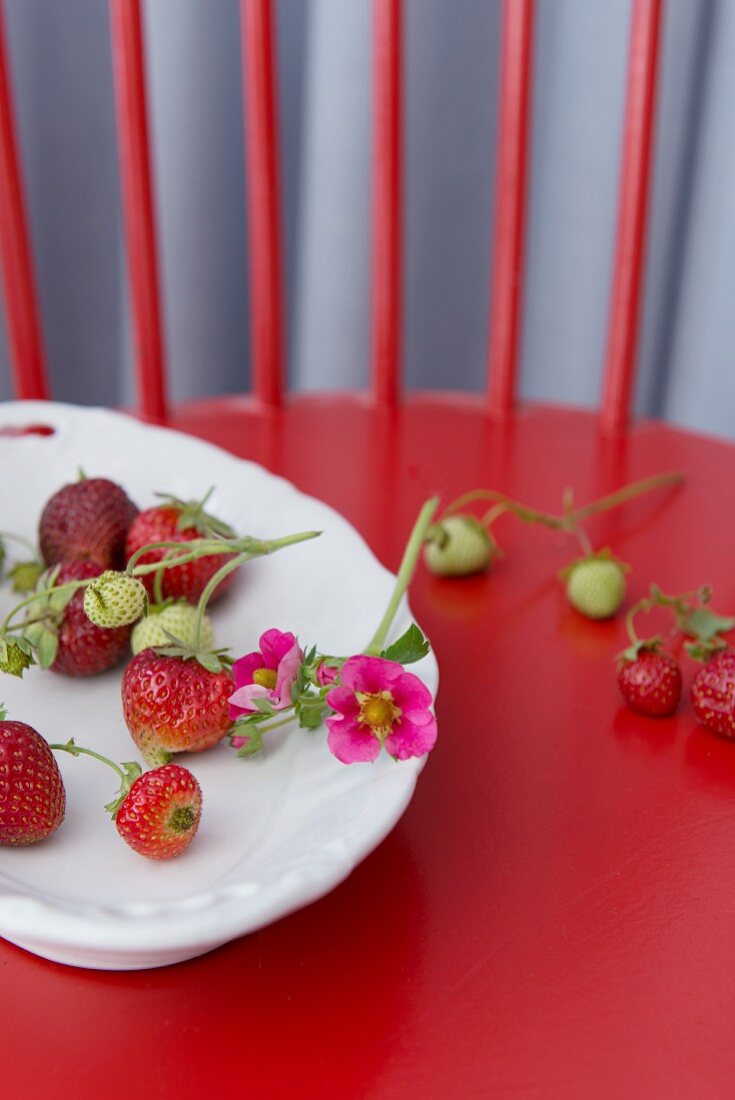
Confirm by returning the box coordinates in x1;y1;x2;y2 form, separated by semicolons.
601;0;663;434
109;0;167;423
241;0;284;407
486;0;534;418
0;2;48;400
372;0;403;407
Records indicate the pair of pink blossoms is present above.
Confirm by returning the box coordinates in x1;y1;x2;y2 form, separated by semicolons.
228;628;437;763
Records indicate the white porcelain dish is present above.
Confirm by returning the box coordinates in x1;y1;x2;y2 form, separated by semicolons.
0;402;438;970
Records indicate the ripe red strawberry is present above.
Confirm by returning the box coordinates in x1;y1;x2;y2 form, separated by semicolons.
52;561;131;676
50;740;201;860
122;649;234;765
0;713;65;845
691;647;735;737
617;648;682;716
40;476;138;569
115;763;202;860
125;495;237;604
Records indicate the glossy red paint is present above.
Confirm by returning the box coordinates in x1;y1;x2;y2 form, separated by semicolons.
241;0;284;407
601;0;663;433
0;3;48;401
109;0;167;423
486;0;534;418
372;0;402;407
4;400;735;1097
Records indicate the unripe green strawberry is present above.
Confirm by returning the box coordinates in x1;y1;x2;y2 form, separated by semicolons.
83;571;147;628
566;556;627;620
131;602;215;655
424;516;493;577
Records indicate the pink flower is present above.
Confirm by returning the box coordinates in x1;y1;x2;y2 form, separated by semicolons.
325;655;437;764
316;661;339;688
229;628;303;721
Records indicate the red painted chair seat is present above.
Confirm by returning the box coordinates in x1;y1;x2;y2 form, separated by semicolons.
5;399;735;1097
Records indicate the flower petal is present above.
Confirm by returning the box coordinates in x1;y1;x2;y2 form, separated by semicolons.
339;655;404;695
391;670;433;715
228;682;271;718
326;714;381;764
259;628;298;669
325;685;361;719
231;651;264;688
274;641;304;708
384;713;438;760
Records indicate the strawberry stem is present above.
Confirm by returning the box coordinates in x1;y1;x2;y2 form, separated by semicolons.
0;531;39;556
50;740;129;782
364;496;440;656
0;578;92;637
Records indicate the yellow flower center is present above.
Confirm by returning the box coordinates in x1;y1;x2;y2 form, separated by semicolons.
357;691;401;739
252;667;277;690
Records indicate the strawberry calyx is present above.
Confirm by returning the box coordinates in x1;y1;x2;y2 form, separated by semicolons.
684;636;730;663
152;630;233;674
153;487;236;539
616;635;664;665
49;738;143;820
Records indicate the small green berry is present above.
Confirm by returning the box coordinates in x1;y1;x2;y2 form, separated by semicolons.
83;571;147;629
424;515;493;578
130;602;215;655
566;558;626;620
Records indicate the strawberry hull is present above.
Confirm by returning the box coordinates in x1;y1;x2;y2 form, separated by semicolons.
121;650;234;766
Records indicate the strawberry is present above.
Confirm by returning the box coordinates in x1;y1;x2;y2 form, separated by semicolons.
122;649;234;765
115;763;202;859
39;476;138;570
424;515;495;577
83;570;147;629
51;740;201;860
691;647;735;738
131;601;214;655
51;562;131;676
617;647;682;716
0;710;65;845
565;553;627;620
125;492;237;604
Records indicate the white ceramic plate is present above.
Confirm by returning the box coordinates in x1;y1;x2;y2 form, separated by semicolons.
0;402;438;970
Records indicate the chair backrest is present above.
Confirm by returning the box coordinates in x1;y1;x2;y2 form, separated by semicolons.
0;0;663;432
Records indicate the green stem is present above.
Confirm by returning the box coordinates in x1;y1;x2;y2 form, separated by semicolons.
193;553;249;650
572;471;683;523
0;578;91;636
49;742;127;782
192;529;321;650
364;496;439;656
0;531;39;557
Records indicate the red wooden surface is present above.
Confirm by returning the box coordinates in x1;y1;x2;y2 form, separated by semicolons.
0;3;48;401
241;0;284;407
601;0;663;434
109;0;167;423
486;0;534;418
372;0;402;406
3;401;735;1098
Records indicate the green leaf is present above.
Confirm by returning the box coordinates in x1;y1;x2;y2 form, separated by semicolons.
37;629;59;669
254;696;276;715
381;623;431;666
47;586;75;613
684;607;735;641
196;652;223;674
